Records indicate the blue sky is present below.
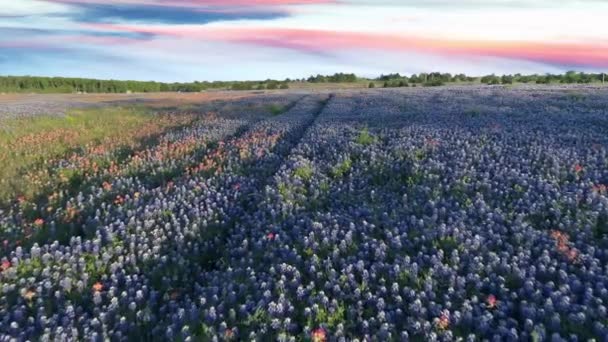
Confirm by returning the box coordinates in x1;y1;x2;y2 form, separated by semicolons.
1;0;607;81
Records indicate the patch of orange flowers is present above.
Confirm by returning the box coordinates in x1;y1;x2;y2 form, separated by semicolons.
92;282;103;292
102;181;112;191
1;260;11;271
23;289;36;301
436;311;450;330
224;328;235;340
550;230;579;263
312;328;327;342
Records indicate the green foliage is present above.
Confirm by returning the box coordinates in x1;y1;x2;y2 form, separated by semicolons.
0;76;291;94
244;307;270;328
83;253;108;281
501;75;514;84
16;258;43;278
1;71;604;94
355;129;376;146
377;73;404;81
0;76;198;93
278;182;290;198
331;158;352;178
381;72;452;86
595;212;608;238
266;81;279;90
383;80;410;88
397;269;428;290
294;165;314;181
309;303;346;329
231;82;254;91
434;237;461;256
307;73;357;83
481;74;501;85
480;71;606;86
423;80;444;87
266;104;286;116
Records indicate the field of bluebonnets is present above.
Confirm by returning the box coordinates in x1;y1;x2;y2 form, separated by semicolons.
1;85;608;341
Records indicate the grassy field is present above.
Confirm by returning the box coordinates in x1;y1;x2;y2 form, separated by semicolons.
0;106;195;205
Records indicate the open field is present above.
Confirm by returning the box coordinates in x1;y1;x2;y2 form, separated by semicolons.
0;91;274;119
0;85;608;340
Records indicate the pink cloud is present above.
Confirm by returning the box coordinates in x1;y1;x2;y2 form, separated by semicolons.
85;25;608;68
1;34;143;50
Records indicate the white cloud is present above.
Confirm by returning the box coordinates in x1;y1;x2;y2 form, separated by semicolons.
0;0;72;16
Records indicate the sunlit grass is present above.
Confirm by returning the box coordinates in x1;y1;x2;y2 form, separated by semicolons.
0;106;179;204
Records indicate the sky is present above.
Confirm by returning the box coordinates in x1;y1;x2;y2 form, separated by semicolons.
1;0;608;81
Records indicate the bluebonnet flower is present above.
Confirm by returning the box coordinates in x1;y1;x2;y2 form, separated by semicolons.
1;88;608;340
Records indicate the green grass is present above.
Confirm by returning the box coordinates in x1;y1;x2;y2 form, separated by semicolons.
294;165;314;181
308;303;347;330
355;128;376;146
266;104;286;116
330;158;352;178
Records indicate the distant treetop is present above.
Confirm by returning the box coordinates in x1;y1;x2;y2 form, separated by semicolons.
0;71;605;93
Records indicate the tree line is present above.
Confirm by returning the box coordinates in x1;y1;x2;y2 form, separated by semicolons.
0;71;605;93
480;71;606;85
307;73;358;83
375;72;477;88
0;76;289;94
375;71;607;88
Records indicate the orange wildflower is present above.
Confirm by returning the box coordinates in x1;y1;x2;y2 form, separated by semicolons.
1;260;10;271
567;248;580;263
102;181;112;191
437;311;450;330
312;328;327;342
23;289;36;301
224;328;235;340
92;282;103;292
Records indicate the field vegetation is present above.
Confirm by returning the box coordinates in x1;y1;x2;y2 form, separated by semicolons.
2;71;605;95
0;76;289;94
0;106;198;205
0;86;607;340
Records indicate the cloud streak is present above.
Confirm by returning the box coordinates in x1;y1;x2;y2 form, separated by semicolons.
90;25;608;68
1;0;606;80
67;3;287;24
45;0;336;10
